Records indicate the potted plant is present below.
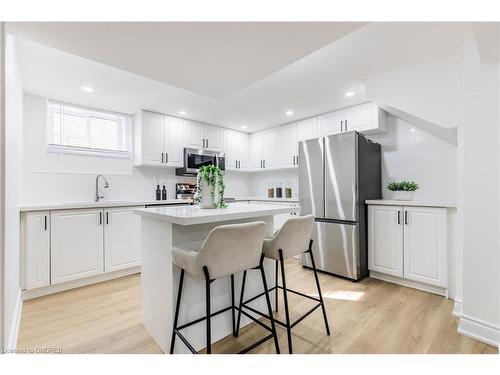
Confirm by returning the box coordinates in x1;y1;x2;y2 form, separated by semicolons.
195;165;227;209
387;181;419;201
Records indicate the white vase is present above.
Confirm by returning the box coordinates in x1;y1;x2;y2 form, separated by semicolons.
392;190;414;201
197;177;221;209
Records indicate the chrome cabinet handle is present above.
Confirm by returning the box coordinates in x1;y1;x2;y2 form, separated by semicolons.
340;120;343;132
161;152;164;163
206;138;208;148
106;212;109;225
397;210;401;225
99;212;102;225
166;153;168;163
345;119;348;131
404;211;409;225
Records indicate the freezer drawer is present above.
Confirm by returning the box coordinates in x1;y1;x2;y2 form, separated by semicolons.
301;220;359;280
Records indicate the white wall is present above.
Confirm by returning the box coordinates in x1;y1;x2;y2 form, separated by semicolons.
3;34;23;350
458;26;500;347
0;21;5;349
367;116;457;202
249;169;298;198
22;94;250;204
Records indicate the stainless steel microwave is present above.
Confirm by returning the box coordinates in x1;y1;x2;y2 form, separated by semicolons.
175;148;225;176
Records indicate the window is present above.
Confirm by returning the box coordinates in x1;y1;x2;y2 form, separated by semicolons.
47;100;131;158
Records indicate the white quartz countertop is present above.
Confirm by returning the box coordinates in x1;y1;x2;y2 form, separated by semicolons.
134;202;300;225
20;199;190;212
365;200;457;208
234;197;299;203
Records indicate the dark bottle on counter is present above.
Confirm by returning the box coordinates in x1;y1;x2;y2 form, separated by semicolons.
162;185;167;200
155;184;161;201
276;181;283;198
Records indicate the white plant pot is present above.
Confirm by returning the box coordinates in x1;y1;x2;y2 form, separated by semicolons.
392;190;414;201
197;177;221;209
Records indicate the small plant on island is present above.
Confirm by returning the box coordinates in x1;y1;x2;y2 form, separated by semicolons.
195;165;227;208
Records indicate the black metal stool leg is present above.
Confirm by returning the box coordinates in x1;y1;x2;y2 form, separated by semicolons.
203;266;212;354
231;274;236;336
170;269;185;354
259;256;280;354
235;270;247;337
275;259;279;312
307;240;330;335
279;249;293;354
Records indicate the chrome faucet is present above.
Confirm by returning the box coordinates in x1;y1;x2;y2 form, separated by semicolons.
95;174;109;202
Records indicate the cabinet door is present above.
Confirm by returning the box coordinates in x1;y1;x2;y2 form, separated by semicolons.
225;129;250;170
250;131;264;169
185;120;204;149
346;103;374;132
141;111;165;166
204;124;224;152
296;118;318;142
403;207;447;287
22;211;50;290
51;209;104;284
318;109;346;136
164;116;185;166
368;205;404;277
277;123;298;167
263;128;278;168
104;207;141;272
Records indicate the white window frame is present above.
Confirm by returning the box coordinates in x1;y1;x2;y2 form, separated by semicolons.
46;100;132;159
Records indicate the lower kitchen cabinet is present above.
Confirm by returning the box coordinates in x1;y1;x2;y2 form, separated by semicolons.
104;207;142;272
368;204;448;289
21;211;50;290
51;209;105;285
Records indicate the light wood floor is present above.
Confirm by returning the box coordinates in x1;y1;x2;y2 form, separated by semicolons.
17;259;497;354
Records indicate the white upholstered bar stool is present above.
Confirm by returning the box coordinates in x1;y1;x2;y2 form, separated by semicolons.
169;221;280;354
236;214;330;354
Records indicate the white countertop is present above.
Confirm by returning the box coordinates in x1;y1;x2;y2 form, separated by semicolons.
134;202;299;225
234;197;299;203
365;200;457;208
20;199;190;212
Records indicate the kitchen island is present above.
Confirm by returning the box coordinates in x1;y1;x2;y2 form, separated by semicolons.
134;202;299;354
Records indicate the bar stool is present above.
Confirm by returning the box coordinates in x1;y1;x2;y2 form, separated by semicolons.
236;214;330;354
169;221;280;354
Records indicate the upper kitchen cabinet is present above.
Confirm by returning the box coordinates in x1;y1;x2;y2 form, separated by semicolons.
225;129;250;170
296;117;318;142
250;128;279;170
135;110;184;167
185;120;224;152
318;103;386;136
277;123;298;167
250;131;264;169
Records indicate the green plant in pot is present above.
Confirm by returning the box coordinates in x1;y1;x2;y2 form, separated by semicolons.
195;165;227;209
387;181;419;201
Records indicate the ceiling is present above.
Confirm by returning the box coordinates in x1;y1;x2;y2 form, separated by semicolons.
7;22;365;100
8;22;466;133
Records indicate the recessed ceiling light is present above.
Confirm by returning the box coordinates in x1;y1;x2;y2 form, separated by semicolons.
81;86;94;93
286;110;294;116
178;110;187;115
345;91;355;97
241;125;248;130
410;128;416;132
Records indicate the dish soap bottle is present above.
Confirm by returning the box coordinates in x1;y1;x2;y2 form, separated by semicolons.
162;184;167;200
156;184;161;201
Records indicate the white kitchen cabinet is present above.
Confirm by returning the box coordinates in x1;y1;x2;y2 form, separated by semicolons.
277;123;298;167
368;205;404;277
263;128;279;168
318;109;347;135
225;129;250;170
296;117;318;142
250;131;265;169
368;204;447;289
185;121;224;152
104;207;142;272
139;111;164;166
51;209;104;284
318;103;386;136
135;111;185;167
403;207;447;287
21;211;50;290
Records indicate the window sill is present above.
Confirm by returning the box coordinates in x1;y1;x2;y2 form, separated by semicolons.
47;144;131;159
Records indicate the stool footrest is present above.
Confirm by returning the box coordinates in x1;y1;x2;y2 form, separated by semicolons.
176;305;233;331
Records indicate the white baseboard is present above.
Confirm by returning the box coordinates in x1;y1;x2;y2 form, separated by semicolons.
23;267;140;300
452;299;463;318
369;271;447;297
7;289;22;351
458;314;500;348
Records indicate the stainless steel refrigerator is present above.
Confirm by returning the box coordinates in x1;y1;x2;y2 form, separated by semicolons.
299;131;381;281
